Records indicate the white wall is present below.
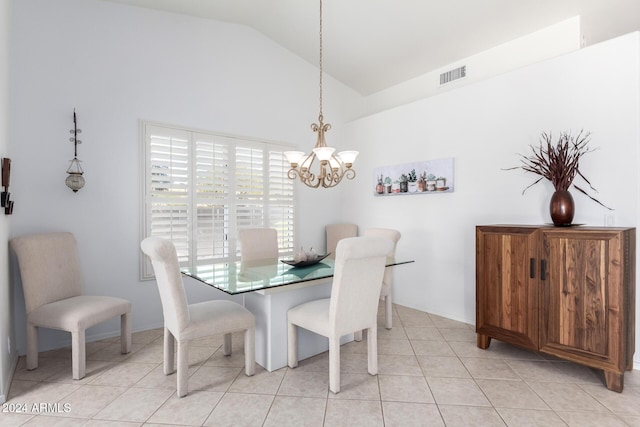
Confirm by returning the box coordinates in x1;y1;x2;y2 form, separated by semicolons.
0;0;14;404
342;32;640;361
9;0;362;353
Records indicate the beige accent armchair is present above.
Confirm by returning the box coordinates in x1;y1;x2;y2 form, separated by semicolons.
325;223;358;258
238;228;278;261
10;232;131;380
141;236;255;397
287;236;392;393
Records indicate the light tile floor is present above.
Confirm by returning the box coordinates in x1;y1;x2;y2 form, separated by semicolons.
3;303;640;426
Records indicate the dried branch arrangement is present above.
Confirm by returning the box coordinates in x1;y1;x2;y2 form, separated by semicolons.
506;131;611;209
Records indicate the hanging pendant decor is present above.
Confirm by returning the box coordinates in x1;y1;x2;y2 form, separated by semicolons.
1;157;13;214
66;109;85;193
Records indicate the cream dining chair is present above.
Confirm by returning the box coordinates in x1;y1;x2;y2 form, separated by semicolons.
10;232;131;380
287;236;392;393
325;223;358;258
238;228;278;261
141;237;255;397
363;228;402;330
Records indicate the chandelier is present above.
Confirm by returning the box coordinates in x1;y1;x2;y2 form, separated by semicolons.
284;0;358;188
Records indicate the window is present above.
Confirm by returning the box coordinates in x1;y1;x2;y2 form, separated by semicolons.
141;122;295;279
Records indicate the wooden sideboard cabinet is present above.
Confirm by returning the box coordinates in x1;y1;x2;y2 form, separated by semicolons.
476;225;636;392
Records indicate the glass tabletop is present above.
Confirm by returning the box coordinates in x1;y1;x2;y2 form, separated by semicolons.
181;257;414;295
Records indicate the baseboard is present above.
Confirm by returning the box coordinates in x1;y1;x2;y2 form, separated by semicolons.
0;351;19;404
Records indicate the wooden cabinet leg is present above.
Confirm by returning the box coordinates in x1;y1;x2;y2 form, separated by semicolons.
604;371;624;393
477;334;491;349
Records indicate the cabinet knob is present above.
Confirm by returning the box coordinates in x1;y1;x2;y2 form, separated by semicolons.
540;259;546;281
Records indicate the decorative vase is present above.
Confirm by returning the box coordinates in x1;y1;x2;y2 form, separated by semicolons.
550;190;574;226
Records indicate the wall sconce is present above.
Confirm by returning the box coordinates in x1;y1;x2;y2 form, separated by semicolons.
66;109;85;192
1;157;13;214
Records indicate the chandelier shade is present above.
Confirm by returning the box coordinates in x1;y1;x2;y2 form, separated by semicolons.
285;0;358;189
337;151;358;165
312;147;335;162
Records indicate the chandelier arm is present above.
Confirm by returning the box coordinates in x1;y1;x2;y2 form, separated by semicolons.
326;172;342;188
287;168;301;180
329;169;340;186
301;152;318;171
344;168;356;180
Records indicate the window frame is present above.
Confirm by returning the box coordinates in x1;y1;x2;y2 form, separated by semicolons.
140;120;297;280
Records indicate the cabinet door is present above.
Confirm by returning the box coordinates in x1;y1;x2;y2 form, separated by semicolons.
539;229;624;371
476;227;539;350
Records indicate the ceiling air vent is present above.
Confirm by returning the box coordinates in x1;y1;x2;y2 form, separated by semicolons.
440;65;466;85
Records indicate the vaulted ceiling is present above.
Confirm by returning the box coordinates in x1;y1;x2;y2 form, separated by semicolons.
103;0;640;95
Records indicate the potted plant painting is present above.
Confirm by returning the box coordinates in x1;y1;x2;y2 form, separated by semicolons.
507;130;611;225
407;169;418;192
436;176;447;190
417;172;427;192
376;174;384;194
426;174;436;191
384;176;392;193
399;174;408;193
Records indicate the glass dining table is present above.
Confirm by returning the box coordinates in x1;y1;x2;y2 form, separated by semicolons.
180;257;414;371
181;257;413;295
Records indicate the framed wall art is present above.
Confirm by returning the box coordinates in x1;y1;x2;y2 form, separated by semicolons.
373;157;454;196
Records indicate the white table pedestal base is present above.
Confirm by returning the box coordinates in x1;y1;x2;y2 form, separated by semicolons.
244;278;352;372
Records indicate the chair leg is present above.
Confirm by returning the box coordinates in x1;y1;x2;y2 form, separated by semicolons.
385;294;393;330
287;321;298;368
354;330;363;342
176;341;189;398
164;328;175;375
329;337;341;394
71;329;86;380
244;326;255;376
120;311;132;354
367;325;378;376
223;333;232;356
26;323;38;371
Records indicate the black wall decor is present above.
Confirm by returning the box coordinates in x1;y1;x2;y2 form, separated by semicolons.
2;157;13;214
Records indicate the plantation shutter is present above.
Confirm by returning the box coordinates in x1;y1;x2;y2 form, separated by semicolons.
268;149;295;255
142;122;295;279
194;132;231;265
145;126;191;273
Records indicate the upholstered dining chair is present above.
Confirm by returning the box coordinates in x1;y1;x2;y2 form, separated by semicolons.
363;228;402;330
287;236;392;393
325;223;358;258
10;232;131;380
238;228;278;261
141;236;255;397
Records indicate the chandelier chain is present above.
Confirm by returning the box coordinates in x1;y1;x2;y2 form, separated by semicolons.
319;0;323;118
